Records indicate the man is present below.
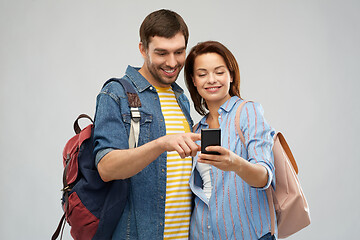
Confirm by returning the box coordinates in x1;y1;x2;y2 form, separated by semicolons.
93;9;200;239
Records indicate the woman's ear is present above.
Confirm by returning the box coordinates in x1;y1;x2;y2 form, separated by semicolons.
192;77;197;87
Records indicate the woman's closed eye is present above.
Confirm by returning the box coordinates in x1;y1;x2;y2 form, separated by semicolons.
197;73;207;78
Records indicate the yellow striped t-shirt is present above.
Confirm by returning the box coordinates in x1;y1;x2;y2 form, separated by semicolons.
155;86;192;240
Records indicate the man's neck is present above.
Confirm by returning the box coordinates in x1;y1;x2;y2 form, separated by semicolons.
138;65;171;88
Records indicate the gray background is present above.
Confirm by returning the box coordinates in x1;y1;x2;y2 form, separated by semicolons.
1;0;359;239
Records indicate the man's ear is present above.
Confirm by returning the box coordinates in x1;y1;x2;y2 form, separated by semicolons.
139;42;147;58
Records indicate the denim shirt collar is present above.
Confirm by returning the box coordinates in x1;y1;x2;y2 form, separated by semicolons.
198;96;242;128
125;65;184;94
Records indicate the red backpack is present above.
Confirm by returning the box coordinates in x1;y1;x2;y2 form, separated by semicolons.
52;78;141;240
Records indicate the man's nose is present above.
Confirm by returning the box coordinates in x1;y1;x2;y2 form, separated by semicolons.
165;54;177;68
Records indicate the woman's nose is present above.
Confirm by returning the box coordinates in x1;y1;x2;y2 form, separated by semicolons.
208;73;217;84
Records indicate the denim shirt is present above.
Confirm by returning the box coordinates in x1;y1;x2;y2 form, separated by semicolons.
93;65;193;239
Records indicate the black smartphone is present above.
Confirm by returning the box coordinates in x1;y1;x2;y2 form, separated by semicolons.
201;128;221;155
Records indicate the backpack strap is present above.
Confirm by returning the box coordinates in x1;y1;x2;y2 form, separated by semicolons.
234;100;250;145
234;100;276;236
51;213;66;240
73;114;93;134
103;78;141;148
277;132;298;174
235;100;298;173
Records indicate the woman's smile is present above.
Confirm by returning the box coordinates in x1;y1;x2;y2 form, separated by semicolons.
204;86;222;93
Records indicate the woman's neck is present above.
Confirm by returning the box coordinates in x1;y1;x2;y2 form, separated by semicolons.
206;103;221;128
205;95;232;128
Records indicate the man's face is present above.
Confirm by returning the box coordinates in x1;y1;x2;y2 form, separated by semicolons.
140;32;186;87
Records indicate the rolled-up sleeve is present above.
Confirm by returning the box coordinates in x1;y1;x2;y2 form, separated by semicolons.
240;102;275;189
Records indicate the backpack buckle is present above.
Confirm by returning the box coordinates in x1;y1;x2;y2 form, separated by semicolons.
130;108;140;122
61;186;71;192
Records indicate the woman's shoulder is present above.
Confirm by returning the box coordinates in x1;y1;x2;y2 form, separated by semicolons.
233;99;264;116
233;100;270;132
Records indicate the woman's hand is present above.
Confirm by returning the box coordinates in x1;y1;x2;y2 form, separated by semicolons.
198;146;242;172
198;145;269;188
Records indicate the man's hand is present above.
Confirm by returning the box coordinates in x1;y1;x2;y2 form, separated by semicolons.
157;133;201;158
98;132;201;182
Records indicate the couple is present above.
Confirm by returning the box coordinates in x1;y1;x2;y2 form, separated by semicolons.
93;9;276;240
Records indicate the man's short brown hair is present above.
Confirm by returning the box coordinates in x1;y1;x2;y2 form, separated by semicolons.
139;9;189;50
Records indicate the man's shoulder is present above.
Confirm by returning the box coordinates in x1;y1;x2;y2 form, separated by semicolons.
100;78;128;97
100;65;143;92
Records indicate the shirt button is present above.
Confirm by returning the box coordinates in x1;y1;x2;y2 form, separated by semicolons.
207;225;211;229
162;169;165;172
150;86;153;90
160;222;163;226
160;196;164;199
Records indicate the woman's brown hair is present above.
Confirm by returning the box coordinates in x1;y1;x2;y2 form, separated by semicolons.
184;41;241;115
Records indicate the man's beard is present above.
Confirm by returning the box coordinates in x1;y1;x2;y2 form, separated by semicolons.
145;59;182;86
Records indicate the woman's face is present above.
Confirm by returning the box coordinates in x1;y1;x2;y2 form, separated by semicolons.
193;53;232;106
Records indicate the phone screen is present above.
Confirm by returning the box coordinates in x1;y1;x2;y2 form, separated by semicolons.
201;128;221;155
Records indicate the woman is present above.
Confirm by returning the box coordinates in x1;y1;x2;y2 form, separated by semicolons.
184;41;277;240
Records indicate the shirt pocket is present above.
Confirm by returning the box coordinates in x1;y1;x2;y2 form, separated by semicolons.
122;110;153;144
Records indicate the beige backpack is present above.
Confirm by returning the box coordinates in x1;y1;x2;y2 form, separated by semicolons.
235;100;311;238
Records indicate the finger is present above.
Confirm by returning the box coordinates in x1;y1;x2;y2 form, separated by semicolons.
184;137;201;157
171;143;187;159
178;140;192;158
198;155;227;171
190;133;201;141
198;153;221;162
197;157;222;167
205;146;226;154
197;158;213;165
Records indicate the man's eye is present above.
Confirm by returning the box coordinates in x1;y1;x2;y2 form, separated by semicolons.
175;51;184;55
157;52;166;56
